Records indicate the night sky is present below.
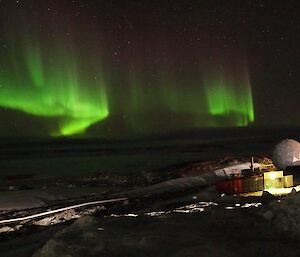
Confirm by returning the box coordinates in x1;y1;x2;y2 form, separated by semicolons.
0;0;299;137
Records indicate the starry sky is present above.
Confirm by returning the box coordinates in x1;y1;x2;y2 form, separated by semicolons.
0;0;299;137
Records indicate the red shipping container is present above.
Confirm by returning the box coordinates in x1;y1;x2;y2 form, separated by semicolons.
232;178;244;194
216;180;227;193
216;178;244;194
224;180;234;194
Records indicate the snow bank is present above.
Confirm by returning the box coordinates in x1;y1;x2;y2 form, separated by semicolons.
32;216;103;257
261;191;300;236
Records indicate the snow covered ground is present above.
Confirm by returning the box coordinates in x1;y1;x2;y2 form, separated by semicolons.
1;132;300;257
2;192;300;257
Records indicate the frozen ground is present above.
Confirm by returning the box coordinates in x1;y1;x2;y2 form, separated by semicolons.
1;129;300;257
1;176;300;257
1;193;300;257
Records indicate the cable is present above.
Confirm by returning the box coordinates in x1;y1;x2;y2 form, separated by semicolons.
0;197;128;225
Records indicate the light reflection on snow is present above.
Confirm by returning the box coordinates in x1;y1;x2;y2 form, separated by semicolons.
109;202;219;217
111;213;138;218
173;202;218;213
241;203;262;208
225;202;262;210
174;208;204;213
146;211;167;217
109;201;263;218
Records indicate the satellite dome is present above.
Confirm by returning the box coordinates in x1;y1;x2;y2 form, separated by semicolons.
272;139;300;169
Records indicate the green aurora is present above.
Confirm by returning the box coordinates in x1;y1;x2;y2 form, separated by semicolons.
0;22;255;136
120;66;255;132
204;71;255;127
0;47;255;136
0;26;109;136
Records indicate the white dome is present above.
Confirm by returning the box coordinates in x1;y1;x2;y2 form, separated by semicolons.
272;139;300;169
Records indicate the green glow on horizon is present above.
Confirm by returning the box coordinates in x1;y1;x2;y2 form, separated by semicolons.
204;72;254;126
121;64;255;132
0;32;109;136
